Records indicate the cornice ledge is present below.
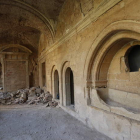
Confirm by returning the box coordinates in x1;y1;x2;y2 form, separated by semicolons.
38;0;122;61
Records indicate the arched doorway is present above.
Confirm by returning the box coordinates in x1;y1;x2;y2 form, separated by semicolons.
65;67;74;106
54;70;59;99
42;62;46;87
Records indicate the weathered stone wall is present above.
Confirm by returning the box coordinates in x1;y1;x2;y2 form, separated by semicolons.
38;0;140;139
55;0;83;40
5;61;26;91
108;41;140;94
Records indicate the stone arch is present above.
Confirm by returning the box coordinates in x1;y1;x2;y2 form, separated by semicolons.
51;65;59;99
60;61;69;105
61;61;75;107
54;70;59;99
85;20;140;88
107;41;140;94
93;31;140;88
0;44;33;91
65;67;74;106
51;65;60;99
0;44;32;54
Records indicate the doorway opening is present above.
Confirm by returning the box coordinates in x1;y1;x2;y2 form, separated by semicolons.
65;67;74;106
42;62;46;86
54;70;59;99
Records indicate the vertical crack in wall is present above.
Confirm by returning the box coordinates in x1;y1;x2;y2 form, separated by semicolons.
80;2;85;16
79;0;94;16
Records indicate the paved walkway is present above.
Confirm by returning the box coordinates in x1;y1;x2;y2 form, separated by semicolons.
0;105;111;140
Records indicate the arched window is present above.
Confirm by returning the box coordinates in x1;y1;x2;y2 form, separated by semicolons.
127;45;140;72
65;67;74;106
54;70;59;99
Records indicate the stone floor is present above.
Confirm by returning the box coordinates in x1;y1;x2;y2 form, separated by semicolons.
0;105;112;140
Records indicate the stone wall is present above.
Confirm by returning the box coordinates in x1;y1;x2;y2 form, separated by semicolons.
5;61;27;91
38;0;140;139
108;41;140;94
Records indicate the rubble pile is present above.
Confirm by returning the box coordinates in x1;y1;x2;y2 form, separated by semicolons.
0;87;58;107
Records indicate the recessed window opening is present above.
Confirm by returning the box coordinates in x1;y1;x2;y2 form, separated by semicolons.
65;67;75;106
42;62;46;86
127;45;140;72
54;70;59;99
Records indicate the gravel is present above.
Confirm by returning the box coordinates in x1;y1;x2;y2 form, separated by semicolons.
0;105;111;140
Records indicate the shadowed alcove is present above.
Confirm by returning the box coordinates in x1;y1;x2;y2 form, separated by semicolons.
54;70;59;99
127;45;140;72
65;67;74;106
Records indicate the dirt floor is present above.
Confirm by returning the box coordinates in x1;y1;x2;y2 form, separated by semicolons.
0;105;111;140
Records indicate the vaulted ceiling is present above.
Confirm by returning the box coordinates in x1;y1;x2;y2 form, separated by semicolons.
0;0;66;53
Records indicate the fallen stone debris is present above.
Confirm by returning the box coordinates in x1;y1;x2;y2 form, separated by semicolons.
0;87;58;107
